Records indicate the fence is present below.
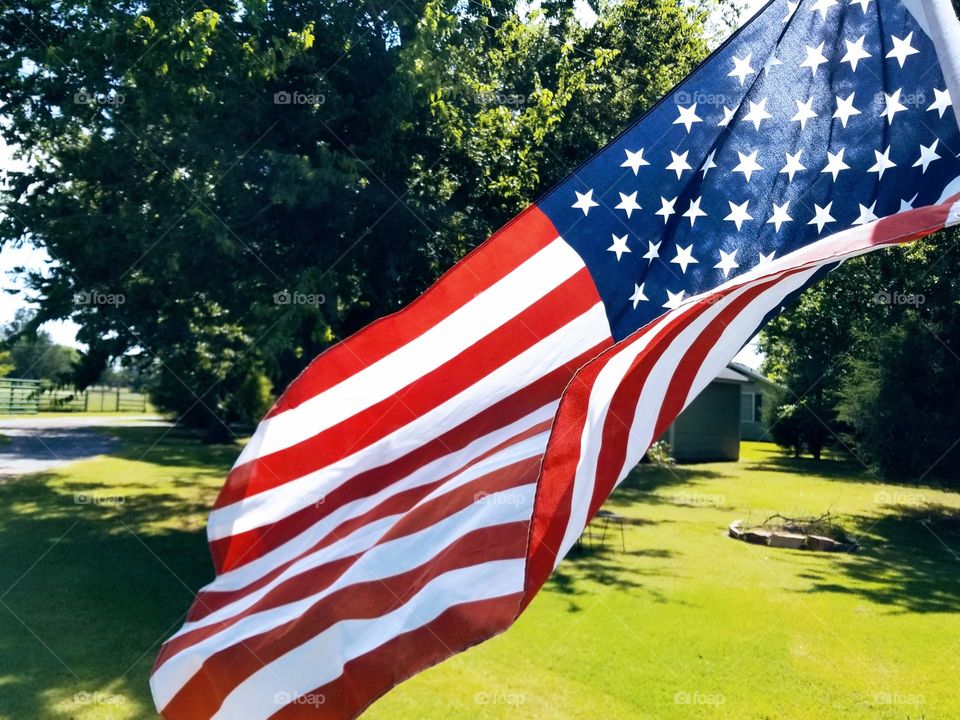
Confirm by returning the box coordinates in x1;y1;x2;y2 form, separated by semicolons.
39;386;151;413
0;378;42;414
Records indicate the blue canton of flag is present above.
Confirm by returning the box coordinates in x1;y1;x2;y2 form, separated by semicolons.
539;0;960;341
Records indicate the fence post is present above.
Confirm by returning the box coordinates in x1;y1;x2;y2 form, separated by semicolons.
116;385;121;412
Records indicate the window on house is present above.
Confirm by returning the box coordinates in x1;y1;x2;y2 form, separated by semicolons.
740;392;763;423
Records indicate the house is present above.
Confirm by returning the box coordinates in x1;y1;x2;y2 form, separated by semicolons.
658;364;781;463
729;362;785;441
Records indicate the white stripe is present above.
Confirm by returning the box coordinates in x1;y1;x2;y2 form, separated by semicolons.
206;411;552;594
552;311;676;567
208;302;609;541
152;487;534;711
206;558;525;720
233;238;585;468
552;202;955;567
176;432;547;635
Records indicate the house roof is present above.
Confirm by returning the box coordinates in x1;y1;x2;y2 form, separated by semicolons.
714;365;751;384
726;362;786;391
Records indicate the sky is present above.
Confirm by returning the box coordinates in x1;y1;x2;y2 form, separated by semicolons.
0;0;767;368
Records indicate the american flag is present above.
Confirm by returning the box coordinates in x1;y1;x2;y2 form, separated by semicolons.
151;0;960;717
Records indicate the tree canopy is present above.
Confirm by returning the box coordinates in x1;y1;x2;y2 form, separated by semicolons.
0;0;726;436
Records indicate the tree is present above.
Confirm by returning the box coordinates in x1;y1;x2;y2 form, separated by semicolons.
0;0;727;438
761;227;960;479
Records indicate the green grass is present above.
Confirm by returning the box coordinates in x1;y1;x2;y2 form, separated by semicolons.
0;437;958;719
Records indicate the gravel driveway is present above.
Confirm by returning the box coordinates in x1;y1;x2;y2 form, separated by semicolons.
0;415;171;476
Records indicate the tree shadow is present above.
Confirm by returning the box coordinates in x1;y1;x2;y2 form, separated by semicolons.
0;451;223;717
100;425;245;474
797;503;960;614
604;464;727;508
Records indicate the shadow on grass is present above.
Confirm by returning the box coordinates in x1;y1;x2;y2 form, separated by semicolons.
605;464;727;508
0;427;231;719
797;503;960;614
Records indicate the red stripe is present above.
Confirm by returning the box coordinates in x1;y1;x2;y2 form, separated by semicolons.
587;274;793;523
209;340;609;574
192;421;550;622
267;594;522;720
164;458;537;661
265;206;560;419
214;267;599;513
177;453;540;649
157;530;528;720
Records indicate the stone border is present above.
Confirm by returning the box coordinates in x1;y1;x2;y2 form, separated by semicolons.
728;520;857;552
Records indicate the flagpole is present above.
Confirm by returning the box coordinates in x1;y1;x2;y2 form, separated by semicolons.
918;0;960;135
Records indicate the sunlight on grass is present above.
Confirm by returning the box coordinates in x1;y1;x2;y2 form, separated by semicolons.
0;436;957;719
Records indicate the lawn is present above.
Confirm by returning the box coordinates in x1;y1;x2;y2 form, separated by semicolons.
0;434;958;719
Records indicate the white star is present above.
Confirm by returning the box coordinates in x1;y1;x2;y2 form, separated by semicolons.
822;148;851;181
674;103;703;133
898;193;918;213
572;189;598;215
733;150;764;182
621;148;651;174
629;283;648;308
913;139;941;173
780;150;807;182
758;250;777;266
833;92;862;127
868;146;897;179
764;53;783;75
841;35;872;71
615;191;642;218
725;200;753;231
809;202;836;233
671;244;699;274
880;89;908;124
607;233;631;261
683;196;708;226
886;32;919;68
852;201;879;226
663;289;685;310
666;150;692;179
718;105;739;127
850;0;871;11
801;42;829;76
701;150;718;177
767;201;793;232
928;88;953;118
743;98;773;130
643;240;662;262
714;249;739;279
810;0;838;19
656;196;677;223
791;97;818;130
729;53;756;85
784;0;799;21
